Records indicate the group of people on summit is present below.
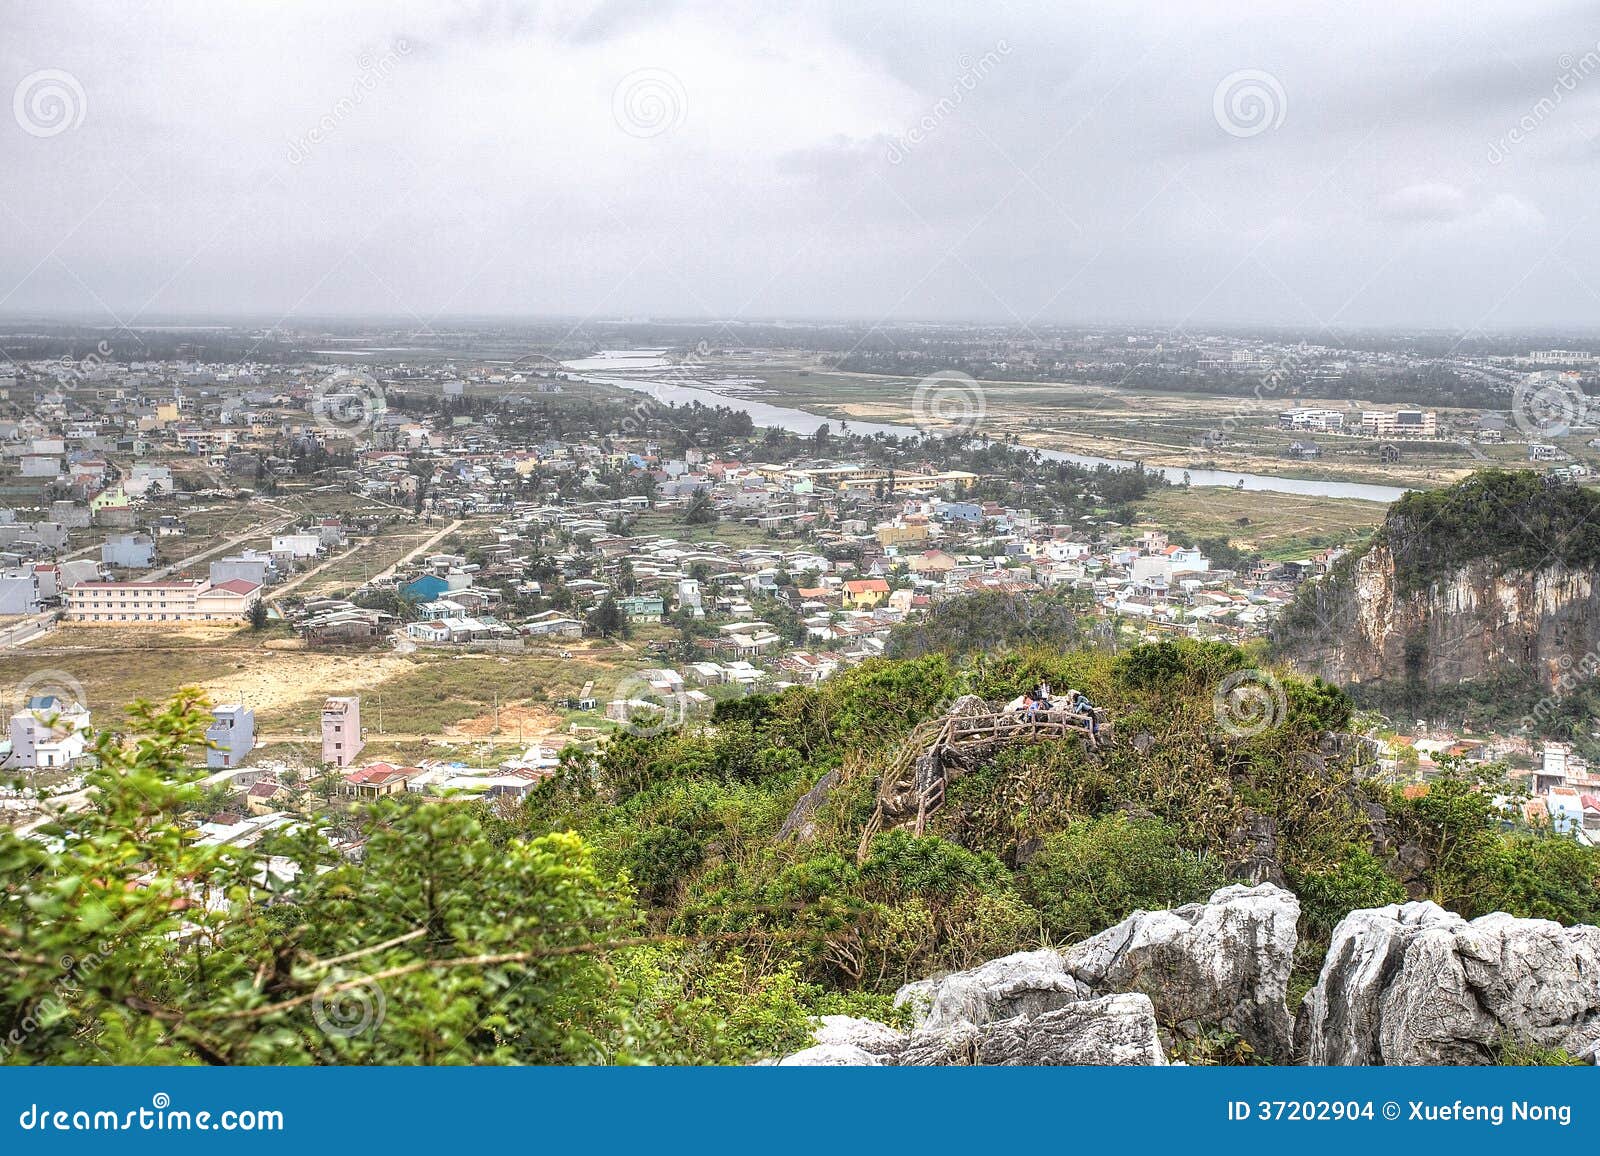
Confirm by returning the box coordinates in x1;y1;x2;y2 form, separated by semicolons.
1014;680;1099;739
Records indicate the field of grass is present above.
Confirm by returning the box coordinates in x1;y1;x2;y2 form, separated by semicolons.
629;511;774;549
1134;487;1384;561
257;648;621;735
0;625;632;744
732;361;1501;488
296;521;438;597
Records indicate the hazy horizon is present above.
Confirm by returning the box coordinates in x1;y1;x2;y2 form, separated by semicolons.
6;2;1600;333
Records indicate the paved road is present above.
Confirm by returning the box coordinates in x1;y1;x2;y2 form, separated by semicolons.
0;611;58;650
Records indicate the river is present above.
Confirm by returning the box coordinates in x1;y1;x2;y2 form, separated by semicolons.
561;350;1409;504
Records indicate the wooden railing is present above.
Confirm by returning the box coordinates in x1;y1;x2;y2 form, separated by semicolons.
857;701;1106;862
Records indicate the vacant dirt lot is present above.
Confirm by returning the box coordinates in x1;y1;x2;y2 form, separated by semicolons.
0;626;622;741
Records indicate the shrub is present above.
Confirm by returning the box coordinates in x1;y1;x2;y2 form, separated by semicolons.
1020;814;1223;942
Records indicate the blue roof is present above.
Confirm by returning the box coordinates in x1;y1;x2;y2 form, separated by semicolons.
402;575;449;601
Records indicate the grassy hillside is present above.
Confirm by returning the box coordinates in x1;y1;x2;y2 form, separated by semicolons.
6;640;1597;1064
505;640;1599;1050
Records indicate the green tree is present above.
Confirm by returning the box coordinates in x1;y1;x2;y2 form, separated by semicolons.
1020;814;1224;943
586;596;630;639
681;492;718;525
0;692;702;1065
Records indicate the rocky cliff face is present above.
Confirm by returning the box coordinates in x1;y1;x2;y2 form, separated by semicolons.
1277;542;1600;694
1300;901;1600;1065
772;885;1600;1066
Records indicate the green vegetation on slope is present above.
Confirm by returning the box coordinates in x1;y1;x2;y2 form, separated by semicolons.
1379;469;1600;593
885;588;1086;659
4;640;1598;1064
1274;469;1600;738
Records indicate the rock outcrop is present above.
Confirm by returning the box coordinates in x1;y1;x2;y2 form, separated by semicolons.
778;884;1295;1066
895;949;1087;1034
783;995;1166;1067
1278;542;1600;694
1273;473;1600;697
810;1015;906;1056
892;884;1298;1057
1060;883;1299;1060
770;885;1600;1067
898;994;1167;1066
777;1043;887;1066
1300;901;1600;1065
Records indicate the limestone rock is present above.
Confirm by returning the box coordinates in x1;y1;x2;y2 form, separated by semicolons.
894;949;1088;1033
946;693;990;719
776;1043;885;1066
1301;901;1600;1065
1061;883;1300;1060
811;1015;905;1056
899;993;1167;1066
1226;812;1288;888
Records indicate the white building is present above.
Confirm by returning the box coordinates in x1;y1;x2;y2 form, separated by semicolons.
1278;409;1345;432
62;578;261;623
8;696;91;769
270;533;322;559
1359;410;1437;438
321;696;363;767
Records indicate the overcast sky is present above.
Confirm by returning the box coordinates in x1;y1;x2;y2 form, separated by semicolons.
4;1;1600;331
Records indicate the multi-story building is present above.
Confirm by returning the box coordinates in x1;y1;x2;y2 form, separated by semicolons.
1359;409;1437;438
205;704;256;769
1526;350;1596;366
62;578;260;623
8;696;91;770
100;531;155;569
1277;409;1345;432
321;696;363;767
0;567;42;615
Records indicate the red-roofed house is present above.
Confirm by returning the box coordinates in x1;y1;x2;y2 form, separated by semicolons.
246;780;291;815
340;762;420;800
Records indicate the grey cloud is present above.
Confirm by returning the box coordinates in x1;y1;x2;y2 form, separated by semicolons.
1;1;1599;329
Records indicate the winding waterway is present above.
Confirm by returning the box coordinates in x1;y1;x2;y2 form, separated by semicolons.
562;350;1409;504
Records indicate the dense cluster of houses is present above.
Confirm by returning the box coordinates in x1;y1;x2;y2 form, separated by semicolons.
1375;732;1600;846
324;477;1336;679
